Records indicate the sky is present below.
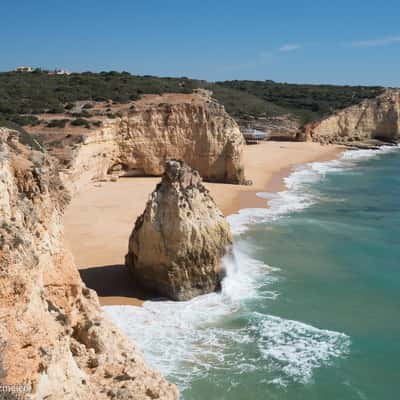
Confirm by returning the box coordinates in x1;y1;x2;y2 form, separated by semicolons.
1;0;400;86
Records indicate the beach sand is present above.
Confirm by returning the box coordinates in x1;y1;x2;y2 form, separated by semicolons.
63;141;343;306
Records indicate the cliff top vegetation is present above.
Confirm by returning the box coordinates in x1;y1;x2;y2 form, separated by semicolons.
0;70;384;128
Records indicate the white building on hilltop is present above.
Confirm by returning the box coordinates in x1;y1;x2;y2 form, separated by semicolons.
48;69;71;75
15;66;33;72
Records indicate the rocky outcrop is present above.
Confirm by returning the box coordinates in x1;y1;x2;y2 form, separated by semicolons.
125;160;232;301
0;128;178;399
117;92;245;184
306;89;400;145
33;92;246;194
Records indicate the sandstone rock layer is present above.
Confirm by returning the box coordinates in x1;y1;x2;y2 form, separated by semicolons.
306;89;400;144
125;160;233;301
0;128;178;399
35;92;246;194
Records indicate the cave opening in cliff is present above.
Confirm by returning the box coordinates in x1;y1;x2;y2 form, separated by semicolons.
108;163;146;178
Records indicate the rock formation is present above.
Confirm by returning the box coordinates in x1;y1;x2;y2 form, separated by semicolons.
125;160;233;301
0;128;178;399
31;91;246;195
306;89;400;145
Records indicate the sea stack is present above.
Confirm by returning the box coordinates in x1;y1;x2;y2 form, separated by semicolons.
125;160;233;301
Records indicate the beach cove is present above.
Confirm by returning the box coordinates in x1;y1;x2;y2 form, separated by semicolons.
64;141;400;399
63;141;342;306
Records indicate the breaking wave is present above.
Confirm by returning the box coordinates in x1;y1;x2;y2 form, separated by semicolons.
104;146;399;394
228;144;400;234
104;245;349;391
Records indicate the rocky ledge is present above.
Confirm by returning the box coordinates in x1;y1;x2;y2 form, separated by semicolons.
125;160;233;301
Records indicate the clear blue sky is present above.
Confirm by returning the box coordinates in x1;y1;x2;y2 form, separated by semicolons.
1;0;400;86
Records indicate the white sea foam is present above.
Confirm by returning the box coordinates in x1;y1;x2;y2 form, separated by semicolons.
104;245;277;390
228;144;400;235
255;314;350;384
104;243;349;391
256;191;279;200
102;145;398;393
341;144;399;161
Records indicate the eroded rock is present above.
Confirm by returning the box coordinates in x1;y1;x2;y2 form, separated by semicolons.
125;160;233;301
0;128;178;399
31;91;246;195
306;89;400;145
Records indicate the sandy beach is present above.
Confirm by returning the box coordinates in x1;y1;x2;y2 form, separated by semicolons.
63;141;343;306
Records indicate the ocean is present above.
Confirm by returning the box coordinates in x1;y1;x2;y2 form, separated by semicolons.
105;145;400;400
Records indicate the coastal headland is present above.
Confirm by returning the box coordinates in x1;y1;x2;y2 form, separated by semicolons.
2;71;399;398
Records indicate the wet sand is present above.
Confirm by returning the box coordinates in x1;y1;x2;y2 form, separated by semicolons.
63;141;343;306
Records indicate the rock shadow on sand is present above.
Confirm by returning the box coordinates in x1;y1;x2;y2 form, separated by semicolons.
79;264;158;305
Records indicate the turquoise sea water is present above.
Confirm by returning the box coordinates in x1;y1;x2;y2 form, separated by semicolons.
105;146;400;400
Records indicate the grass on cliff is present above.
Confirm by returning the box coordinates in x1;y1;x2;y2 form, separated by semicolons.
0;70;384;128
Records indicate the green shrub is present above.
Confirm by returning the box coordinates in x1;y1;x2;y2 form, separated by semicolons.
129;93;140;101
10;115;40;126
48;104;65;113
69;110;91;118
71;118;90;128
47;119;69;128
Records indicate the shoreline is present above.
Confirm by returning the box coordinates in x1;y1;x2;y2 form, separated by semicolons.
207;142;343;216
63;141;344;307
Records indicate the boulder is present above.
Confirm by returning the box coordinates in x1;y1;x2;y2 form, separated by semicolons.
125;160;232;301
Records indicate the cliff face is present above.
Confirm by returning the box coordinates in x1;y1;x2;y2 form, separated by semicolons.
38;92;246;195
306;89;400;144
0;128;178;399
126;160;233;301
118;94;245;183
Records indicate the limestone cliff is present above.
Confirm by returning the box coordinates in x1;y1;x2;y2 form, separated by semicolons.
125;160;233;301
306;89;400;145
0;128;178;399
34;92;246;194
